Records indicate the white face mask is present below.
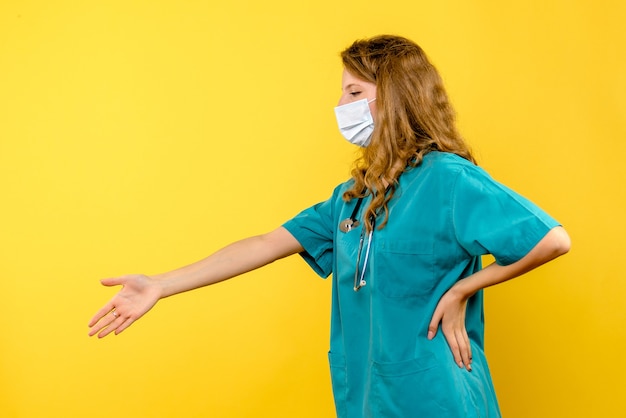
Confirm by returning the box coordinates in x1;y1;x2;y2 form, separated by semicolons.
334;98;376;147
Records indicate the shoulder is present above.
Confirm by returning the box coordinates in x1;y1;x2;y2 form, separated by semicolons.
399;152;504;201
422;151;477;170
411;151;485;181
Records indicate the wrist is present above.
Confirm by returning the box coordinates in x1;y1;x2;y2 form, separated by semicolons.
449;278;476;301
148;274;171;299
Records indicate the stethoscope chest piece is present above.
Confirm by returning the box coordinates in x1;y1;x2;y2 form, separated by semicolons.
339;196;366;233
339;218;360;233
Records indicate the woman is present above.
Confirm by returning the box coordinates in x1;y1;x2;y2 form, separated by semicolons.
89;35;570;417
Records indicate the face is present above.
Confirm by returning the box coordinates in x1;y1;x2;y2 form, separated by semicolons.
337;69;377;117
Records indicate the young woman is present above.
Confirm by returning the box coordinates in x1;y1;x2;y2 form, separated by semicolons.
89;35;570;417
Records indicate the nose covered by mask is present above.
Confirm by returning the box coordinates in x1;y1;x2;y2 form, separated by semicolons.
334;98;376;147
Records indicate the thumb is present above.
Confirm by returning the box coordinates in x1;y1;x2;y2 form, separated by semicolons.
100;276;127;287
427;310;442;340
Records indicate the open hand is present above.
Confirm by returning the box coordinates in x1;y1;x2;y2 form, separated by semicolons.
88;274;161;338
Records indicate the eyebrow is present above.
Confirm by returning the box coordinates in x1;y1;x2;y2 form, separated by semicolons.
343;83;362;90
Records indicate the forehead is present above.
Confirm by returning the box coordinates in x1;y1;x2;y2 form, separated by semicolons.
341;69;375;89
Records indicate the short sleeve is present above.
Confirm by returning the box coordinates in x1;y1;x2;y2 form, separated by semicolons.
282;196;335;278
452;165;560;265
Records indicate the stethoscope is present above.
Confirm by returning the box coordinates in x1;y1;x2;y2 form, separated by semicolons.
339;196;375;292
339;195;365;233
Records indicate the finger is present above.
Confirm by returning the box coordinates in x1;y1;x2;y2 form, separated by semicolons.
115;316;136;335
88;310;114;337
455;329;472;371
88;277;127;328
463;328;473;366
442;327;462;367
89;317;111;337
441;324;470;370
96;310;125;338
97;323;117;338
88;302;115;327
88;308;119;337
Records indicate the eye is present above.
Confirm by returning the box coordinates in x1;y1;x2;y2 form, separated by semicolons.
349;91;362;97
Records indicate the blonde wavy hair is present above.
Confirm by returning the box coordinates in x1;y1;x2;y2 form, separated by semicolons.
341;35;476;231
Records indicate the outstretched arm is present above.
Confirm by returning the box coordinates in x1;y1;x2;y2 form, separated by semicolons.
428;226;571;370
88;226;303;338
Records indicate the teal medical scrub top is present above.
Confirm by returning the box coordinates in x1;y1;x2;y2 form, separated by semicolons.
282;152;559;418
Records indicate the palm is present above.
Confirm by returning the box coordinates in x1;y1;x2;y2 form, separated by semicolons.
88;274;161;338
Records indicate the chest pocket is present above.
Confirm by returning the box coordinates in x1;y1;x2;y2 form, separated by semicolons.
375;239;435;298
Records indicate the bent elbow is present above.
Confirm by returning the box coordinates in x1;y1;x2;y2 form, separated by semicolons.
550;226;571;258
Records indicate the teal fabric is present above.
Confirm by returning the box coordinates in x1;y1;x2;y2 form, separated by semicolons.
283;152;559;417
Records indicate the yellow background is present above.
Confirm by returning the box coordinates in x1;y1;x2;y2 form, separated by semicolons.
1;0;624;417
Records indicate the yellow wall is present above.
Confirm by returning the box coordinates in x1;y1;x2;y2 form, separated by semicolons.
1;1;624;417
